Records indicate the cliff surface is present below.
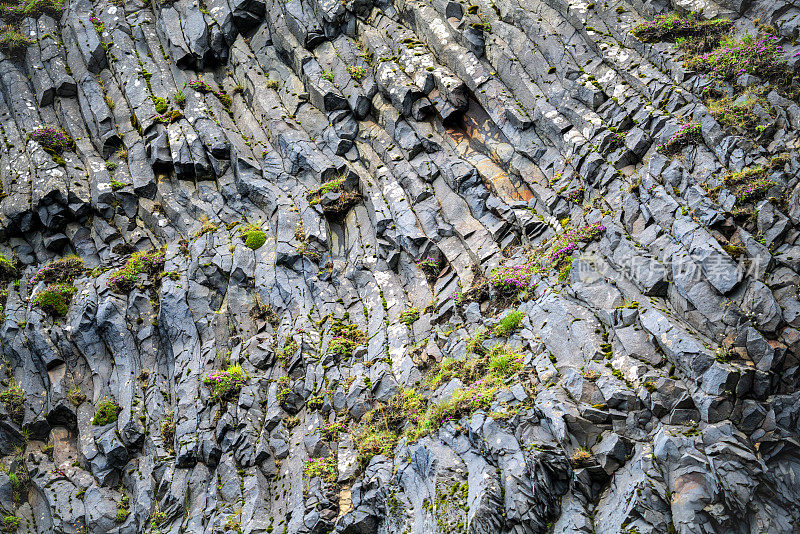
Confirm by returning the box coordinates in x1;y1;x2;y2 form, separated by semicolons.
0;0;798;531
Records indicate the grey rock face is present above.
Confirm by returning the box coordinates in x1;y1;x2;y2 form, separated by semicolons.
0;0;796;532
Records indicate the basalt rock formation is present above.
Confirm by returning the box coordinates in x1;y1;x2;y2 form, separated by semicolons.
0;0;798;531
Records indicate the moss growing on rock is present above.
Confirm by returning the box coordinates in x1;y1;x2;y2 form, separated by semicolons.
92;397;121;426
32;284;77;316
0;383;24;425
239;224;266;250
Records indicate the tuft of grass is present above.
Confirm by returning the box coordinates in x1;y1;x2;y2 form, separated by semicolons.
160;410;175;454
631;11;732;54
32;284;77;316
152;96;168;114
114;508;129;523
0;29;32;59
0;383;24;424
173;89;186;108
348;65;366;80
493;310;525;337
2;515;20;532
31;256;83;285
108;249;165;294
569;447;593;466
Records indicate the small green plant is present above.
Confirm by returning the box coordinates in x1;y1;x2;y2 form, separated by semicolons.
631;12;732;53
160;410;175;453
0;383;24;424
105;161;118;172
487;350;523;376
203;365;246;403
656;121;702;155
173;89;186;108
32;284;77;316
319;420;346;441
492;310;525;337
399;307;420;327
348;65;366;80
303;455;336;482
92;398;121;426
114;508;129;523
326;324;367;359
569;447;593;467
108;249;165;293
110;179;128;190
0;254;17;281
275;377;291;405
66;386;86;406
0;29;32;59
265;77;279;90
239;224;266;250
155;110;183;124
152;96;168;114
706;88;773;138
31;256;84;285
2;515;20;532
29;127;74;154
321;70;335;82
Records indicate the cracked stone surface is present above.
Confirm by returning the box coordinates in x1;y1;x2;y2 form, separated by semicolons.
0;0;797;532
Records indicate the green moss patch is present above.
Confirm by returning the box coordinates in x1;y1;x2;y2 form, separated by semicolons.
32;284;77;316
92;397;121;426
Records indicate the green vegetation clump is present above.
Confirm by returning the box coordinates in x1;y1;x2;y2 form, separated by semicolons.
631;12;731;53
29;127;74;154
399;307;420;327
2;515;20;532
31;256;84;285
493;310;525;337
0;29;32;59
239;224;266;250
203;365;246;403
723;166;776;205
685;34;790;86
173;89;186;108
0;0;64;24
326;323;367;359
109;249;165;293
0;383;24;424
707;90;774;139
114;508;129;523
160;410;175;454
656;122;702;155
319;420;346;441
348;65;366;80
569;447;594;467
353;344;524;466
0;254;18;281
215;90;232;108
306;173;361;214
32;284;77;316
303;455;336;482
92;397;121;426
152;97;168;114
155;110;183;124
